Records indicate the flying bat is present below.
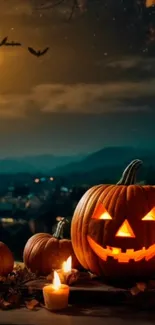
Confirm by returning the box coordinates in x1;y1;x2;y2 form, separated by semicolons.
28;47;49;57
5;41;22;46
0;37;8;46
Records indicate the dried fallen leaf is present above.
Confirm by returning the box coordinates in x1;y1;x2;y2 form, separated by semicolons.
9;275;16;283
130;286;140;296
46;273;53;281
25;299;39;310
136;282;147;292
0;299;11;310
88;272;98;279
8;293;21;306
40;303;45;308
28;286;34;294
0;276;6;282
66;270;80;285
69;271;96;284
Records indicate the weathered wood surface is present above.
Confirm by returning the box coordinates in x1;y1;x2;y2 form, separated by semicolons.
1;269;155;309
1;305;155;324
2;277;153;309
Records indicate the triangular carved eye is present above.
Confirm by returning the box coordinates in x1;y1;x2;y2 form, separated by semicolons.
92;204;112;220
142;207;155;221
115;220;135;238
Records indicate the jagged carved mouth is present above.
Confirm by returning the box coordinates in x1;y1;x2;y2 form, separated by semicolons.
87;236;155;263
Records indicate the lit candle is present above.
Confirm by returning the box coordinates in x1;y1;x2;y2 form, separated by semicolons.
62;256;72;273
43;271;69;311
57;256;79;285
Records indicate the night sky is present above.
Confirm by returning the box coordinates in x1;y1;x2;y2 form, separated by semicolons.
0;0;155;157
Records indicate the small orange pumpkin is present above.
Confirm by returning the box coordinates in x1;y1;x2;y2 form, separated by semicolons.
71;159;155;279
23;219;81;275
0;242;14;276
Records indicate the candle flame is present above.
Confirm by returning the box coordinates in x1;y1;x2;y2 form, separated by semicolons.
62;256;72;273
53;271;61;290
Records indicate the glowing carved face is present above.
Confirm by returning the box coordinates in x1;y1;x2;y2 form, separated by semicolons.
87;203;155;263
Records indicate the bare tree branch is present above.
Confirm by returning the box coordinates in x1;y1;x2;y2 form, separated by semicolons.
67;0;78;21
31;0;151;24
35;0;65;10
33;0;87;21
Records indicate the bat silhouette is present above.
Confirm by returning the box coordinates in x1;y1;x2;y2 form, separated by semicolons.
0;37;8;46
28;47;49;57
5;41;21;46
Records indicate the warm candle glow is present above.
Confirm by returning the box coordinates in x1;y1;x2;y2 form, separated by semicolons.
62;256;72;273
53;271;61;290
43;270;69;310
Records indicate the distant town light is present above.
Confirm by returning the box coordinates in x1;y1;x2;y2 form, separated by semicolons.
61;186;68;192
56;216;64;221
1;218;14;224
40;177;46;182
49;177;54;181
34;178;40;183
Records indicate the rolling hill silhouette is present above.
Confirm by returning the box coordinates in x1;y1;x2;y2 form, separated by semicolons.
0;154;84;174
51;146;155;180
0;147;154;180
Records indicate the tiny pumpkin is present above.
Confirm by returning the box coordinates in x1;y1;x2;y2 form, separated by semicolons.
23;219;81;275
71;159;155;279
0;242;14;276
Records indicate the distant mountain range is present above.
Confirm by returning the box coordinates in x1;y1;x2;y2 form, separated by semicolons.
51;146;155;181
0;154;85;174
0;147;154;177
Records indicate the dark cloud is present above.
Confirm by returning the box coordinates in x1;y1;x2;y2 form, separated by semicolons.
0;79;155;119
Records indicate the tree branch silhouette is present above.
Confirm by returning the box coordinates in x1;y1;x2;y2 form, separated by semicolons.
67;0;78;22
35;0;65;10
33;0;87;21
32;0;155;26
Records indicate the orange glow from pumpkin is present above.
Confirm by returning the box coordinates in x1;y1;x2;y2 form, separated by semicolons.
142;207;155;220
115;220;135;238
111;248;121;255
99;211;112;220
92;204;112;220
87;235;155;263
62;256;72;273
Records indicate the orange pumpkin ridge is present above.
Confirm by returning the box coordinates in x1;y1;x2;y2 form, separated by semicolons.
0;242;14;276
71;159;155;280
23;218;81;275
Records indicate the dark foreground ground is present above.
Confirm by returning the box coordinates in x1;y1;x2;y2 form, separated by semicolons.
0;306;155;325
1;265;155;324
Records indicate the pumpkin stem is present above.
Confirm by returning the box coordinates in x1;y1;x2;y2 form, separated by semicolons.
117;159;143;185
53;218;69;239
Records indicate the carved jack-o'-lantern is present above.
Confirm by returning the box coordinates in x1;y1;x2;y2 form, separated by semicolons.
71;159;155;279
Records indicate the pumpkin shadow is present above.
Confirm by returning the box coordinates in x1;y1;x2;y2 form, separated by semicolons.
101;276;155;289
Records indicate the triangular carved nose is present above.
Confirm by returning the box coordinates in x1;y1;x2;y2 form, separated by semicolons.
116;220;135;238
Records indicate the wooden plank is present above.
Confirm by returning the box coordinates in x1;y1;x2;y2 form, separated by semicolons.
1;268;155;309
19;278;155;308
